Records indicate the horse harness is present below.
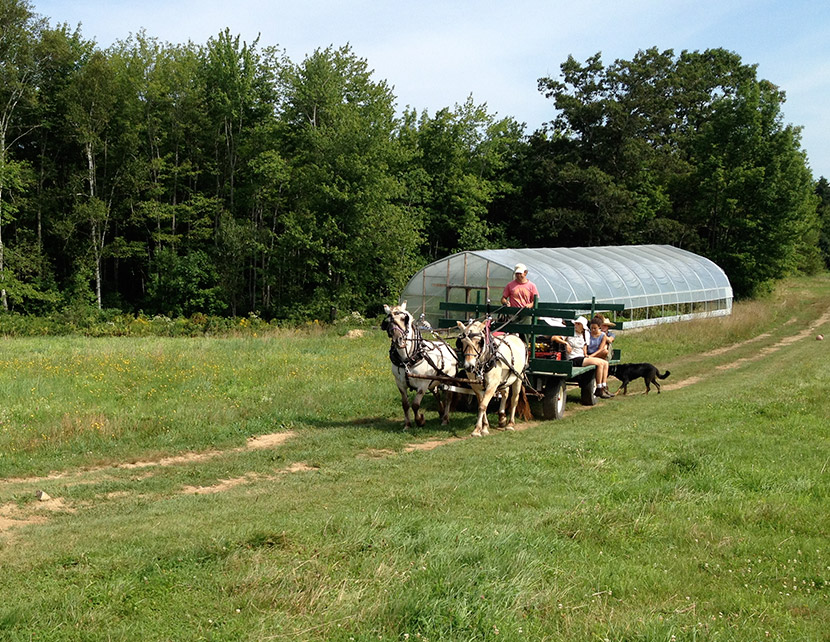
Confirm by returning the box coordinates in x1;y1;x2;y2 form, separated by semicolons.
384;312;455;389
458;324;527;384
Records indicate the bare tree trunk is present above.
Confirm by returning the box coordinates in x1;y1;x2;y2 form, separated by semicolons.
0;128;8;310
0;87;18;312
0;216;6;311
0;208;6;311
86;141;103;309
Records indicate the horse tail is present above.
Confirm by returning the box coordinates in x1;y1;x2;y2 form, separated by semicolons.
516;386;533;421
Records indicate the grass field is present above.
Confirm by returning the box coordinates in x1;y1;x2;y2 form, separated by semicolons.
1;276;829;641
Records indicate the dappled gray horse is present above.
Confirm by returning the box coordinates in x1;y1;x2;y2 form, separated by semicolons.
382;302;457;429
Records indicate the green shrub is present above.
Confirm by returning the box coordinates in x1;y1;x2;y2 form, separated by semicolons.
0;310;288;338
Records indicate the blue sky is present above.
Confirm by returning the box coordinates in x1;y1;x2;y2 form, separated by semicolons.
36;0;830;178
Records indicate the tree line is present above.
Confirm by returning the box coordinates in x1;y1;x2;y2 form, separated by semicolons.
2;0;828;322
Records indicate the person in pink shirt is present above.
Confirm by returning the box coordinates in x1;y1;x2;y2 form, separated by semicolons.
501;263;539;308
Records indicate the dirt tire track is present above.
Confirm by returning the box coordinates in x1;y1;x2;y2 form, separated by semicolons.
0;496;75;534
0;432;296;534
1;431;295;488
179;461;317;495
663;309;829;391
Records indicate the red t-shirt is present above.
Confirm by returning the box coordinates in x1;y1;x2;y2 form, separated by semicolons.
502;279;539;308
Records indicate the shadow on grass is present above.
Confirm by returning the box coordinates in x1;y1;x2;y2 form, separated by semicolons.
295;413;466;438
286;390;478;440
300;399;475;437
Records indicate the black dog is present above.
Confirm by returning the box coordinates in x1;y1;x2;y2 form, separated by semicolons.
609;363;670;395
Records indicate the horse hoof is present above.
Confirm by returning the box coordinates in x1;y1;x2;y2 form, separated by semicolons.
505;425;515;431
471;430;482;438
498;415;508;428
481;427;489;436
415;415;426;427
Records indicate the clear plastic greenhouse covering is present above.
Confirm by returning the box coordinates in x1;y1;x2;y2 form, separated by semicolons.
399;245;733;328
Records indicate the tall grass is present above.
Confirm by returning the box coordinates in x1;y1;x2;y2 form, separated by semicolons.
0;275;829;641
0;327;397;477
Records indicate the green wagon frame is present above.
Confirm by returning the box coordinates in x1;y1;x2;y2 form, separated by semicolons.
435;297;625;420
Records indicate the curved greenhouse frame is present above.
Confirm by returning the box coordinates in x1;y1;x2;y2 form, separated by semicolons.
400;245;733;329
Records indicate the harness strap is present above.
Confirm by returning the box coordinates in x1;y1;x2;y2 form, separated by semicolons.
495;340;527;380
429;330;463;368
421;344;453;378
389;343;419;370
477;335;527;385
389;327;454;390
466;333;506;381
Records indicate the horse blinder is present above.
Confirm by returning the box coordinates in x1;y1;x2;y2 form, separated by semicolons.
385;310;411;342
458;332;485;371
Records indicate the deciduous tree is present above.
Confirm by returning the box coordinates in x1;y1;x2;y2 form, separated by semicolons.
530;47;818;297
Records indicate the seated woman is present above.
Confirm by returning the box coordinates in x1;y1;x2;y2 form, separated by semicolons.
553;316;613;399
587;318;614;396
588;315;612;360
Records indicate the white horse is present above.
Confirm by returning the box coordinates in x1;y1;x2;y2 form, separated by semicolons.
382;301;457;429
456;320;528;437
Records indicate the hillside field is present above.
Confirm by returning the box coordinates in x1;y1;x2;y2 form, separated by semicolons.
1;276;829;641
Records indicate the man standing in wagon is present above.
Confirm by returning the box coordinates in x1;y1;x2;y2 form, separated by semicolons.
501;263;539;343
501;263;539;309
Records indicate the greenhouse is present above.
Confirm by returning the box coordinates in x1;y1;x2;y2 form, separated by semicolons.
400;245;733;329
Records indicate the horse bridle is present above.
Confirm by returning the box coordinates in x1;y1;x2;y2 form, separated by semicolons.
382;309;414;350
383;309;460;389
458;326;498;375
384;309;441;375
458;322;526;381
458;330;484;357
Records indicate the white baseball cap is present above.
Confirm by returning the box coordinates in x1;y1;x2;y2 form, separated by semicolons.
513;263;527;274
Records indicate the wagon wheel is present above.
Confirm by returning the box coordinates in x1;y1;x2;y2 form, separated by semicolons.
542;377;567;420
579;373;597;406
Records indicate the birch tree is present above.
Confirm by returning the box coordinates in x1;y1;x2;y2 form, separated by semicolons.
65;50;118;308
0;0;41;309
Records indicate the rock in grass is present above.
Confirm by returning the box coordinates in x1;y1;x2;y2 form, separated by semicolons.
35;490;51;501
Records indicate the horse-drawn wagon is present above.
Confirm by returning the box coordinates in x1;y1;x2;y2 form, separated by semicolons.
435;297;625;421
381;296;624;433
